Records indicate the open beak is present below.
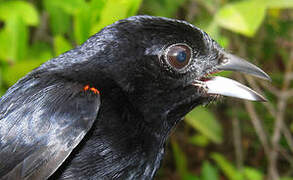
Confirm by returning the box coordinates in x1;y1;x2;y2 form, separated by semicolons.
193;51;271;102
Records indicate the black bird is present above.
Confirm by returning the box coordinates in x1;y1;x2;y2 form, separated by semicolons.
0;16;270;180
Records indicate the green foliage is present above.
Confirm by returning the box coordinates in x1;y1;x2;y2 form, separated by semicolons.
200;161;219;180
188;134;210;147
54;35;73;55
188;0;293;41
185;107;223;144
0;14;28;62
172;139;220;180
211;153;265;180
281;177;293;180
171;140;198;180
0;0;141;93
141;0;187;18
215;0;267;37
214;0;293;37
2;61;41;86
0;0;38;62
0;1;39;26
93;0;142;32
243;167;264;180
267;0;293;8
43;0;141;44
211;153;243;180
43;0;72;35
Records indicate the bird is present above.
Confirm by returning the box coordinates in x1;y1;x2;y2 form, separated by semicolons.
0;15;270;180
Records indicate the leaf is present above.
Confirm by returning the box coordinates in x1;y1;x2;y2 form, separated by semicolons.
73;0;108;43
211;153;243;180
54;35;73;56
126;0;143;17
0;29;9;62
281;177;293;180
43;0;71;35
45;0;86;15
171;139;196;180
3;15;28;62
28;42;53;62
184;174;199;180
2;61;42;86
0;70;5;96
73;5;92;44
215;0;266;37
206;20;219;39
185;107;222;143
243;167;263;180
206;20;229;48
188;134;210;147
267;0;293;8
0;1;39;26
141;0;186;18
201;161;219;180
89;0;107;23
90;0;142;34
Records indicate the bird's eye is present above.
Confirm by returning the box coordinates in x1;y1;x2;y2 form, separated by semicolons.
165;44;192;71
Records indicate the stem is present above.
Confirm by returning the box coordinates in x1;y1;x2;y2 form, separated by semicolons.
232;117;243;169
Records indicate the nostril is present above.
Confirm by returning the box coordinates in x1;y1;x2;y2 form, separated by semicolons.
217;53;229;64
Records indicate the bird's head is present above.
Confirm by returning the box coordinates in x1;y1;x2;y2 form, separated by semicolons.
78;15;270;132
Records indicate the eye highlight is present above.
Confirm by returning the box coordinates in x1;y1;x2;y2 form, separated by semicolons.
164;43;192;71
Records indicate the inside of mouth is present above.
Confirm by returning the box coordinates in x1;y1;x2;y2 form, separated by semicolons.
200;76;212;82
200;70;220;82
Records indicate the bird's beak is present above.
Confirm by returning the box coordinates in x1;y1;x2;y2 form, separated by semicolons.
217;51;271;81
193;51;271;101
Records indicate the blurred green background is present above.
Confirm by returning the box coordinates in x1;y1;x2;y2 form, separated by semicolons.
0;0;292;179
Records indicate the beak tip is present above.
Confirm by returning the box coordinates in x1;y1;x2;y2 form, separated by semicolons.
252;93;268;102
246;98;267;102
259;97;268;102
259;71;272;82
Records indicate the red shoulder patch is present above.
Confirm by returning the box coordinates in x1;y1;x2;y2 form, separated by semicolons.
83;85;100;94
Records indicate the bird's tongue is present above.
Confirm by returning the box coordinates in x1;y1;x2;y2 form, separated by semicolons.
204;76;266;101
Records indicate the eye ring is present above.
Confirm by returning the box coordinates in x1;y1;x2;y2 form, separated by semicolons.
164;43;192;72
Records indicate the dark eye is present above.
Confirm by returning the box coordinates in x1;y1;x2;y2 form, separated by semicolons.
165;44;192;71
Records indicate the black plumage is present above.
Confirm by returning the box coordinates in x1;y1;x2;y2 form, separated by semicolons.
0;16;270;180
